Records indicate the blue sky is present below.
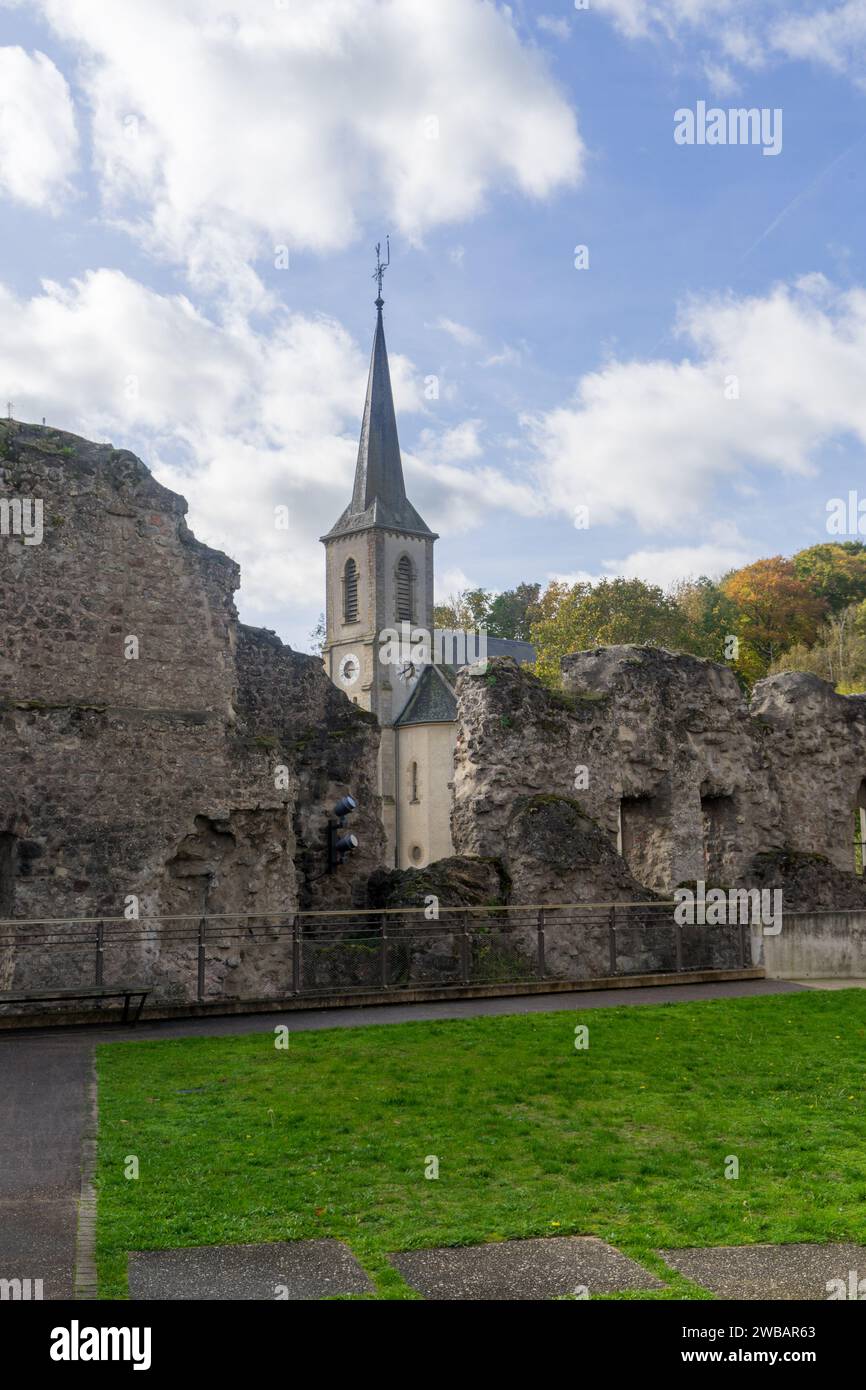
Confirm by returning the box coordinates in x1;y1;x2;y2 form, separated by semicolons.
1;0;866;647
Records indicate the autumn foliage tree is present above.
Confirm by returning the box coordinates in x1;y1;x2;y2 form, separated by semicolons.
721;557;827;675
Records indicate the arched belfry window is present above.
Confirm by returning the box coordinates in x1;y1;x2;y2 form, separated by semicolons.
343;558;359;623
396;555;413;623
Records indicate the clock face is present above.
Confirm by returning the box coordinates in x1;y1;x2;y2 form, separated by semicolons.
398;661;416;683
338;653;360;686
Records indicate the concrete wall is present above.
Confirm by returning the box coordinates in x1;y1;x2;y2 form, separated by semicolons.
763;911;866;979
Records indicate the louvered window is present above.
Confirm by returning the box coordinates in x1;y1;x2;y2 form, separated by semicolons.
396;556;413;622
343;558;358;623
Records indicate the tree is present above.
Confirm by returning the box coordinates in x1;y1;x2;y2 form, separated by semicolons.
487;582;541;640
670;576;741;664
308;612;326;655
721;557;827;675
770;603;866;693
530;577;691;686
792;542;866;614
432;588;492;631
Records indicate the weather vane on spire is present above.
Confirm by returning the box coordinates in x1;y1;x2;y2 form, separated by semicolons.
372;235;390;308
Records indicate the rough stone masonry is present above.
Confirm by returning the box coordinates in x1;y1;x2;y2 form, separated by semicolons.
4;420;866;1004
0;420;383;1001
450;647;866;911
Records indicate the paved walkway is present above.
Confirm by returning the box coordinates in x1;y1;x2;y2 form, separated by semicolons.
0;976;810;1301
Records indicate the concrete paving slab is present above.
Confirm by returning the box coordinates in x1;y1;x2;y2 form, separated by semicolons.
389;1236;664;1300
0;1197;78;1299
0;1036;93;1300
128;1239;374;1300
659;1243;866;1300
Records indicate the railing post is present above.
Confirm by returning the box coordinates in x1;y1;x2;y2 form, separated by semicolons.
292;914;300;995
608;906;617;976
197;916;206;1002
460;912;471;985
95;920;104;986
537;908;546;980
379;914;388;990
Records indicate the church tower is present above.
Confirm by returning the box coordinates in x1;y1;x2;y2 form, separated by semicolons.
321;247;437;860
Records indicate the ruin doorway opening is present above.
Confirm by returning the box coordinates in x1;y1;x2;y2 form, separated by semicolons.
0;833;15;917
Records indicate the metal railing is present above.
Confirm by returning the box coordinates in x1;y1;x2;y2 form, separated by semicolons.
0;901;751;1011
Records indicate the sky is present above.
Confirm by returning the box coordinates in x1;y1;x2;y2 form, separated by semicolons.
1;0;866;649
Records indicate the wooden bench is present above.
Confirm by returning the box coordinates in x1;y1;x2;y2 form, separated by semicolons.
0;984;150;1024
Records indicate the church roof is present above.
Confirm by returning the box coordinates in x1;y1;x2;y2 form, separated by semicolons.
322;303;437;542
394;663;457;726
394;641;536;728
482;637;536;665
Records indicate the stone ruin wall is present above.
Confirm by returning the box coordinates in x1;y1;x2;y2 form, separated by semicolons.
0;421;383;1003
4;417;865;1006
437;648;866;977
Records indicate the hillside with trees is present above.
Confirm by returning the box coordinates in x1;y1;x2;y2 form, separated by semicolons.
435;542;866;693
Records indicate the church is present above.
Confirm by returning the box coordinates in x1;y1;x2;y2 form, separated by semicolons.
320;273;534;870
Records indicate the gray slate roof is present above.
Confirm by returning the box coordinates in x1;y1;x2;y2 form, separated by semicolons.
395;664;457;726
394;640;536;727
322;306;437;541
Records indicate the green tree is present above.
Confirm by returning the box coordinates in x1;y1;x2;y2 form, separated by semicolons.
792;542;866;614
671;576;741;664
487;582;541;640
530;577;690;687
432;588;492;631
308;612;326;655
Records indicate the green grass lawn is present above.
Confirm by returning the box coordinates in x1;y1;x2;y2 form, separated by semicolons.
95;990;866;1299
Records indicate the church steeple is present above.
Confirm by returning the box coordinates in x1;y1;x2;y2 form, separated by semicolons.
322;246;435;542
321;247;439;866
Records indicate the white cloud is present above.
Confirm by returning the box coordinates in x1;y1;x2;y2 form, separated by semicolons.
524;275;866;535
0;46;78;209
593;0;866;87
603;541;755;588
774;1;866;83
0;270;405;625
480;343;523;368
537;15;571;41
25;0;583;294
432;316;482;348
0;268;543;638
416;418;485;463
435;566;475;600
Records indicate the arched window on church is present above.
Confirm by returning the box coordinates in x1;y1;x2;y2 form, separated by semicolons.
396;555;413;623
343;558;358;623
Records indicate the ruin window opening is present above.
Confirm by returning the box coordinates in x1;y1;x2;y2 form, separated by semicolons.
618;791;672;894
855;780;866;876
343;558;359;624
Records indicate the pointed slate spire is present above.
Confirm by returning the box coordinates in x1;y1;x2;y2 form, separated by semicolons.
322;273;436;541
351;302;408;517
